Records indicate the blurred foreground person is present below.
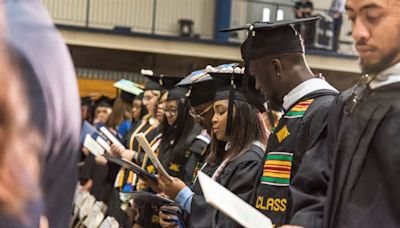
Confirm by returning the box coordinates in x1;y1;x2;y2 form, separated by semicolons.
5;0;81;227
0;36;41;226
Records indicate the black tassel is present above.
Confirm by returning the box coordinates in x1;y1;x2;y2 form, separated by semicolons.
226;74;235;136
243;25;254;92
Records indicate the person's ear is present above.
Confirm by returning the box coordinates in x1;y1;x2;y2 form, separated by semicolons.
271;58;283;78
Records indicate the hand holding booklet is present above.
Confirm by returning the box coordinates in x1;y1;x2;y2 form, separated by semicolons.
121;192;175;206
83;135;105;157
99;126;125;148
135;133;173;182
80;121;99;144
103;154;157;183
197;171;273;228
80;121;112;153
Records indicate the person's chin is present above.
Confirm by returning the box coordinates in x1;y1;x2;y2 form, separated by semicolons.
214;132;224;141
360;59;385;74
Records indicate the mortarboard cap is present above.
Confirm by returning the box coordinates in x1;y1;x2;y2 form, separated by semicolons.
220;17;320;61
167;87;190;101
207;63;265;135
176;69;216;107
95;95;114;108
113;79;144;103
208;64;264;110
135;93;144;100
81;96;93;106
141;69;182;91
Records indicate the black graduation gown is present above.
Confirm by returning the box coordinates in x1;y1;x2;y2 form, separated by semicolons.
136;125;210;228
291;82;400;228
110;117;160;192
187;143;265;228
325;83;400;227
106;118;160;227
160;126;209;186
289;130;330;227
84;153;113;202
253;89;337;226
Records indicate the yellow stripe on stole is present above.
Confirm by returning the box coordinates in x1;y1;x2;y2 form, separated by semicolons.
263;171;291;179
115;168;125;188
127;171;134;184
265;160;292;167
290;107;308;112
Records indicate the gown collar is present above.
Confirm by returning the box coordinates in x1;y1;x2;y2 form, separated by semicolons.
369;63;400;89
283;78;338;111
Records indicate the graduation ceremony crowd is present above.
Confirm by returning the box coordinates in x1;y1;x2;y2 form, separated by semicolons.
1;0;400;227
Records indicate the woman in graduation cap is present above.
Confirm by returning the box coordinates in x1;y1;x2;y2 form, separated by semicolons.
109;79;146;139
158;64;269;228
134;86;210;228
106;72;181;226
79;80;146;205
111;72;177;190
114;71;181;167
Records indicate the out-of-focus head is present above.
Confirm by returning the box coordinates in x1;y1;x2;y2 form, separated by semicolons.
132;94;145;121
156;91;168;122
141;69;182;118
143;90;160;117
94;97;113;124
0;43;40;220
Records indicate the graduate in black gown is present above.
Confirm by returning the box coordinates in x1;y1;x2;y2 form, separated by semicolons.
221;18;338;226
159;87;210;187
107;73;181;227
117;73;182;168
78;81;143;213
135;87;210;228
158;64;268;228
289;0;400;227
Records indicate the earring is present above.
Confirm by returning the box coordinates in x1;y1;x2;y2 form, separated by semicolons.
277;72;280;77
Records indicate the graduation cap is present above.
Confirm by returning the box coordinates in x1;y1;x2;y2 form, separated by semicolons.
141;69;182;91
167;87;190;101
220;17;320;96
81;96;94;106
94;95;114;108
207;63;265;136
135;93;144;100
220;17;320;61
113;79;144;103
176;69;216;107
